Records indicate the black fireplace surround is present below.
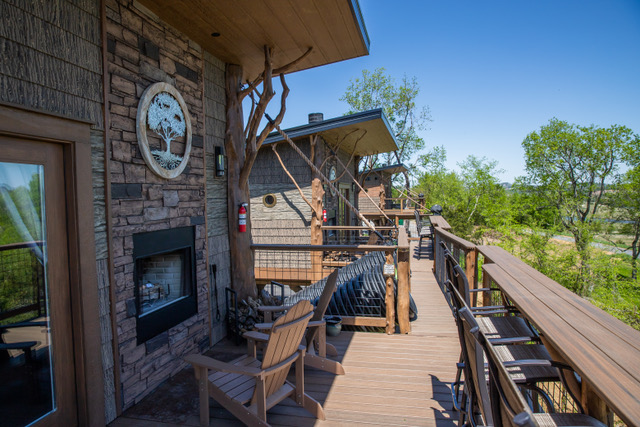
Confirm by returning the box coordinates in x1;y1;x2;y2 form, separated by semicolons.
133;226;197;344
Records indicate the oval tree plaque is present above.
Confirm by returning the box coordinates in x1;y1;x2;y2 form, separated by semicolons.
136;82;192;179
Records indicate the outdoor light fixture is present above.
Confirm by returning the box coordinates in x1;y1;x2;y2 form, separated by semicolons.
215;146;225;177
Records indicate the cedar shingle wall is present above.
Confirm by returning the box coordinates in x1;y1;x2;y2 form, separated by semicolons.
249;140;312;245
203;51;229;345
0;0;103;128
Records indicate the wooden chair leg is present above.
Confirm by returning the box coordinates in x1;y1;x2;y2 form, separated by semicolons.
256;376;267;422
326;342;338;357
317;327;326;358
196;366;210;427
305;353;345;375
295;351;326;420
247;339;257;358
295;351;305;405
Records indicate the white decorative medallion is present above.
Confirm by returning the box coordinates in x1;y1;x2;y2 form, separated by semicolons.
136;82;192;179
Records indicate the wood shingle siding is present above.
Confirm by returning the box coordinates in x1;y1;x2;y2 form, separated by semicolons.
0;0;103;128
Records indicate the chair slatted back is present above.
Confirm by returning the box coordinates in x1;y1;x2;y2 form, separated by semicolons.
458;306;494;426
480;325;535;427
255;300;313;402
445;251;472;307
305;269;339;346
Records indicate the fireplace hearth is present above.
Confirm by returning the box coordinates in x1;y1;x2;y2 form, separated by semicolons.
133;226;197;344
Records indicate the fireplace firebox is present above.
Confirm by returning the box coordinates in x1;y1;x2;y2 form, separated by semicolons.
133;226;197;344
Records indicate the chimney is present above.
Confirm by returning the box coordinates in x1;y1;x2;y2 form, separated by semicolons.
308;112;324;123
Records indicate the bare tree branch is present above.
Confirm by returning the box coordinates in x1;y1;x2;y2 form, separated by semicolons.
272;144;321;217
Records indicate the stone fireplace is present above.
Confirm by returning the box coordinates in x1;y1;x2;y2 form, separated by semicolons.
133;227;196;344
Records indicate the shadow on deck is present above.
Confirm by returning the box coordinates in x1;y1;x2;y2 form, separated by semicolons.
110;241;460;426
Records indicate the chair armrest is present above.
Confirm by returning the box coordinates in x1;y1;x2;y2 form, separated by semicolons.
185;354;262;376
243;331;269;342
469;287;501;293
472;308;510;316
254;322;274;331
502;359;574;371
307;320;326;328
257;305;292;313
488;336;537;345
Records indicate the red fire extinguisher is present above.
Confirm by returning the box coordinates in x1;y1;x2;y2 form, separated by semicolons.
238;203;247;232
322;209;327;223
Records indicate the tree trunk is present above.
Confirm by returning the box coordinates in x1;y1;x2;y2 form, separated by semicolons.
225;64;257;300
310;136;325;282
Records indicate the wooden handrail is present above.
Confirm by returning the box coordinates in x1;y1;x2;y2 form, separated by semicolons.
251;243;397;252
320;226;396;230
432;226;478;303
478;245;640;425
429;215;452;231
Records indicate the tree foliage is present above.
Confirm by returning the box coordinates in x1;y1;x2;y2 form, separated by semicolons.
416;151;507;238
608;167;640;279
341;68;431;189
521;118;638;295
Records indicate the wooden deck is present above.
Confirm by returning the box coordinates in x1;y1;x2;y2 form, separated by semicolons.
110;242;460;426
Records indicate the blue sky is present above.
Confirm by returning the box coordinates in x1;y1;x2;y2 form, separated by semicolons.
269;0;640;183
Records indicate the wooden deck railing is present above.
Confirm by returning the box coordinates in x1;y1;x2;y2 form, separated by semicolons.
321;225;397;246
432;218;479;303
251;228;412;334
431;217;639;426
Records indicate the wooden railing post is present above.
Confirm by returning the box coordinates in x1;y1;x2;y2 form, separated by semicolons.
465;247;478;306
397;228;411;334
384;250;396;334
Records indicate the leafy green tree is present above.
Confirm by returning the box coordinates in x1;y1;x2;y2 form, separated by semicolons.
341;68;431;189
416;153;507;238
521;118;638;295
608;167;640;279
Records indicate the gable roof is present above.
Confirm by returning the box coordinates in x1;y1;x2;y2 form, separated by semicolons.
264;109;398;156
136;0;370;81
364;163;408;175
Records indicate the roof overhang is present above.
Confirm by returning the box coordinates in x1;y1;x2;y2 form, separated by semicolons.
136;0;370;81
364;163;408;175
264;109;398;156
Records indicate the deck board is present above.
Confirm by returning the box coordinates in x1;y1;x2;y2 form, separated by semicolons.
110;241;460;426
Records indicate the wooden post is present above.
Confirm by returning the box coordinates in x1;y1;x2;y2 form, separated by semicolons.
582;381;614;426
397;229;411;334
539;336;612;426
384;250;396;335
465;247;478;306
310;135;324;282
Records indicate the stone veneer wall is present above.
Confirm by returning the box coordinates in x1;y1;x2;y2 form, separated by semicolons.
106;0;210;409
203;51;230;344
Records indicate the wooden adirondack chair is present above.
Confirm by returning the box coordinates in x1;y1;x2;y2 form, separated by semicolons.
254;269;345;375
185;300;324;426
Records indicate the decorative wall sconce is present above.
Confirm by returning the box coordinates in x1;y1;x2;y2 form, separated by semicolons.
214;146;225;177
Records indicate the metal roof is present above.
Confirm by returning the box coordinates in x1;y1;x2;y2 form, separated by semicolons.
264;109;398;156
364;163;408;175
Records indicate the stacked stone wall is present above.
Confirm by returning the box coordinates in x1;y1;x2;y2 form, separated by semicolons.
106;0;209;409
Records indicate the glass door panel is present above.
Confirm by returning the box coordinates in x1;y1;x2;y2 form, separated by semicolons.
0;139;75;426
